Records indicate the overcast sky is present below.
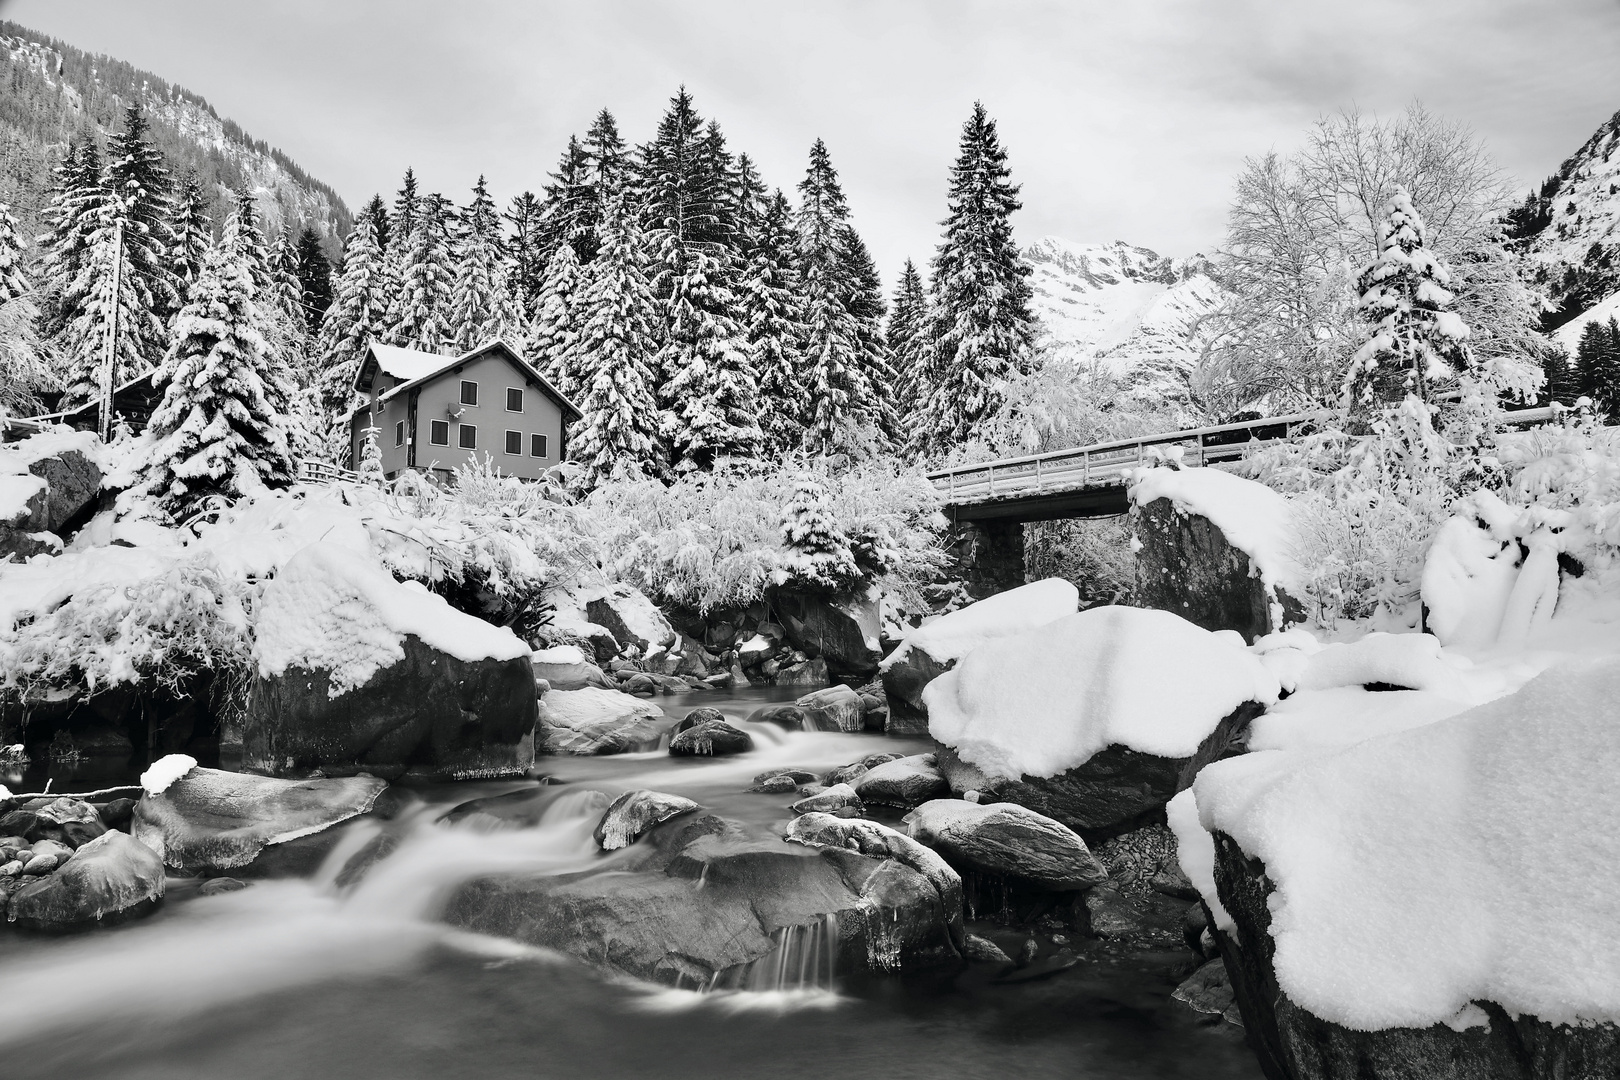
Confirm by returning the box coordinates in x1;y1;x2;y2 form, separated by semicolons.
6;0;1620;283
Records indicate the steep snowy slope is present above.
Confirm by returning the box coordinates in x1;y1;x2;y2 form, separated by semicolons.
0;22;350;252
1508;107;1620;328
1024;237;1222;401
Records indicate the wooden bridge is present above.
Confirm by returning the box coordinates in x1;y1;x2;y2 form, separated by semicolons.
928;404;1563;524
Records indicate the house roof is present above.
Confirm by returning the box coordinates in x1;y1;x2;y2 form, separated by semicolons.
27;366;163;425
356;339;582;422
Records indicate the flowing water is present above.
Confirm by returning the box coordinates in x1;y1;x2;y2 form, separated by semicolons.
0;686;1260;1080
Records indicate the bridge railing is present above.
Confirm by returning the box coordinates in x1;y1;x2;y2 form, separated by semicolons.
927;410;1327;505
926;404;1568;506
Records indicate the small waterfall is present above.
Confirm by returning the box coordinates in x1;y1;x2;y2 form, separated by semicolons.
707;913;839;993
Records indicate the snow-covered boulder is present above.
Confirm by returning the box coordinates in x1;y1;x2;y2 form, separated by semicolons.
668;718;753;757
880;579;1079;736
537;686;667;755
904;799;1107;892
132;758;387;871
5;830;164;930
790;782;863;817
0;430;102;560
445;810;957;984
1190;659;1620;1078
774;589;883;677
794;684;867;733
1129;466;1305;643
529;644;610;691
593;790;701;851
926;605;1277;835
245;543;538;780
850;753;949;807
583;584;676;653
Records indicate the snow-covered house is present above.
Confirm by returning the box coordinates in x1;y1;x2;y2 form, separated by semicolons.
348;339;581;482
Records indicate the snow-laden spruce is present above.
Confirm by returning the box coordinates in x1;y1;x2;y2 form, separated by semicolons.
924;605;1279;780
446;176;526;354
1190;657;1620;1031
385;191;454;352
125;214;296;520
658;246;762;472
530;241;582;393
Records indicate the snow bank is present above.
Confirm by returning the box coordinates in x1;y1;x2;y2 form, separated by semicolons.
1;428;105;469
879;578;1078;673
532;644;585;666
1421;516;1522;648
1247;687;1472;753
1195;658;1620;1030
254;543;530;696
1166;788;1228;930
0;473;45;526
1293;632;1478;700
1128;466;1300;590
925;605;1279;780
140;753;198;796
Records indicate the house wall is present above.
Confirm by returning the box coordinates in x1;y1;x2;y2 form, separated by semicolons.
351;351;566;481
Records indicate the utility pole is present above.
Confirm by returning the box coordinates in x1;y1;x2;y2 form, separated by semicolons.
98;215;124;443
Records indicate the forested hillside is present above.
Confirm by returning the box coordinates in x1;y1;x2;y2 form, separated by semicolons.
0;21;349;256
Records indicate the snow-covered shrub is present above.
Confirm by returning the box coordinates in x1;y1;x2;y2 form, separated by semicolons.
582;457;947;613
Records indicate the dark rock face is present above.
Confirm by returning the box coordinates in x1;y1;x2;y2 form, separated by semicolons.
667;719;753;757
880;645;953;737
903;800;1108;892
585;586;675;653
132;766;387;871
1211;831;1620;1080
774;657;830;686
935;703;1260;839
945;520;1026;602
673;707;727;734
6;830;163;931
593;790;700;851
0;444;102;559
774;591;882;678
443;813;956;986
1132;496;1305;643
790;783;863;817
22;797;107;849
1174;958;1236;1017
244;633;538;781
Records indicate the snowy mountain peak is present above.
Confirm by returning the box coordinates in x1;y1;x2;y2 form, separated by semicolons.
1024;237;1222;403
1509;107;1620;327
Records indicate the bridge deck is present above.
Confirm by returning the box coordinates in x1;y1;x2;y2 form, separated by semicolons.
928;405;1562;523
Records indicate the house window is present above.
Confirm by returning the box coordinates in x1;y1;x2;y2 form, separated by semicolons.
459;380;479;406
506;387;524;412
458;423;477;449
394;421;405;447
429;420;449;446
504;430;522;455
531;433;548;458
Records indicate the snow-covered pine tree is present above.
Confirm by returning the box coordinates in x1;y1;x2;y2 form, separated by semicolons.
1576;317;1620;421
294;228;333;330
505;191;547;316
658;246;761;472
58;187;164;412
732;153;770;244
267;230;309;334
448;176;524;352
363;194;391;255
1344;187;1472;423
796;138;878;453
740;190;809;453
225;207;306;462
887;259;930;425
917;102;1036;455
781;474;859;591
0;202;52;415
585;109;629;197
569;191;665;486
315;210;389;457
540;137;596;264
385;192;454;351
531;242;582;393
840;228;898;440
106;104;182;335
357;422;385;485
170;168;212;305
380;169;420;318
36;142;106;343
131;219;294;520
